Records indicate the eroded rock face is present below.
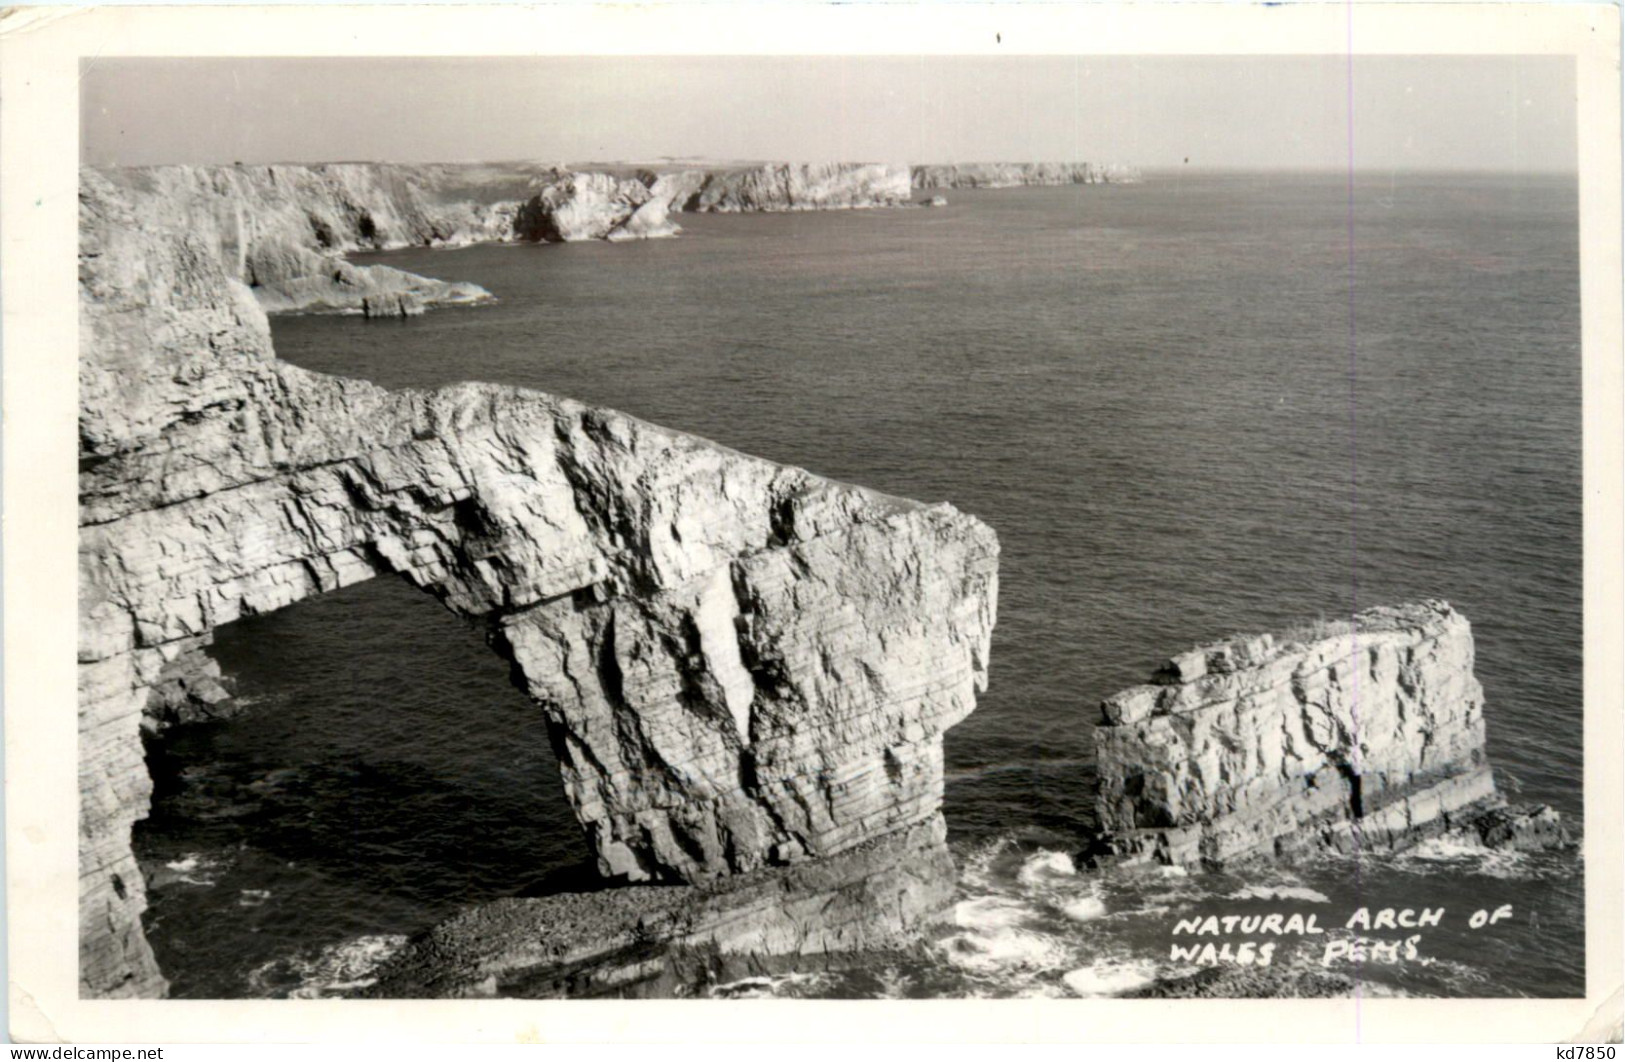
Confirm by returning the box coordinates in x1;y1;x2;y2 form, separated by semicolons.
87;162;936;323
77;169;998;997
512;171;661;242
365;818;956;998
684;163;914;213
1091;602;1540;866
911;162;1141;189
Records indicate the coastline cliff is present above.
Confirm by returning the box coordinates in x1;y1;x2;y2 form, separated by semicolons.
78;165;999;998
89;161;928;321
89;159;1131;323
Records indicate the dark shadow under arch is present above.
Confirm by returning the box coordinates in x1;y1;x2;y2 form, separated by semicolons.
133;574;593;998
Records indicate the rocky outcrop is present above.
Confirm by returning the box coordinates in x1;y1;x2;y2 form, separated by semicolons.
511;171;674;243
78;166;998;998
1088;602;1564;867
361;291;425;319
911;162;1141;189
141;639;236;731
365;818;951;998
88;166;503;318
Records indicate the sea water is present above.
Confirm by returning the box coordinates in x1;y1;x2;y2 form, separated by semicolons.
134;173;1584;999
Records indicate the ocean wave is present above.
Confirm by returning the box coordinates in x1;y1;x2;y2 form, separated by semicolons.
1063;958;1158;998
158;852;228;887
246;933;408;999
951;895;1031;931
934;920;1073;979
872;966;914;1000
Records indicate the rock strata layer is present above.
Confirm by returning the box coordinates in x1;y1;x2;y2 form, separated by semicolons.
365;818;953;998
78;167;999;998
88;162;941;321
92;160;1137;321
1089;602;1565;867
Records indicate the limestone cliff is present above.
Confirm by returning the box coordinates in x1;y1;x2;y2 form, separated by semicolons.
911;162;1141;189
1089;602;1563;867
677;163;914;213
87;166;505;319
511;171;678;242
78;168;999;998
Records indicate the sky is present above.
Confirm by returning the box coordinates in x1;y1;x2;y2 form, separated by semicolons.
80;55;1576;172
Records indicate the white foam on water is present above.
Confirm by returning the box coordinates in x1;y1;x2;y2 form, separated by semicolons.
162;852;224;886
709;971;832;1000
248;934;409;999
237;889;271;908
1399;838;1533;880
1058;882;1109;922
710;977;776;999
939;930;1070;976
1158;866;1189;879
1061;895;1108;922
1062;959;1158;998
1227;884;1332;904
1017;850;1077;887
958;835;1015;893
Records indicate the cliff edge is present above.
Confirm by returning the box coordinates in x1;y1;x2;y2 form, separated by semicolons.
89;162;927;322
78;166;998;998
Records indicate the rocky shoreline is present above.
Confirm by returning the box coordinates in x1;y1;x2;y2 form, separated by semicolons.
87;160;1141;320
1086;601;1567;870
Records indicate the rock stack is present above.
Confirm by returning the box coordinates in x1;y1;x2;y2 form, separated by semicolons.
1089;602;1566;868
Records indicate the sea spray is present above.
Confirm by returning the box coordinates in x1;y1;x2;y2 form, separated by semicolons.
246;934;409;999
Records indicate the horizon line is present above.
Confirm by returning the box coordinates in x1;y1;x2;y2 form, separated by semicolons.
81;157;1578;177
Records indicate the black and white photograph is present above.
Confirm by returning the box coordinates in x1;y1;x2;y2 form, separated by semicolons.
4;0;1622;1044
